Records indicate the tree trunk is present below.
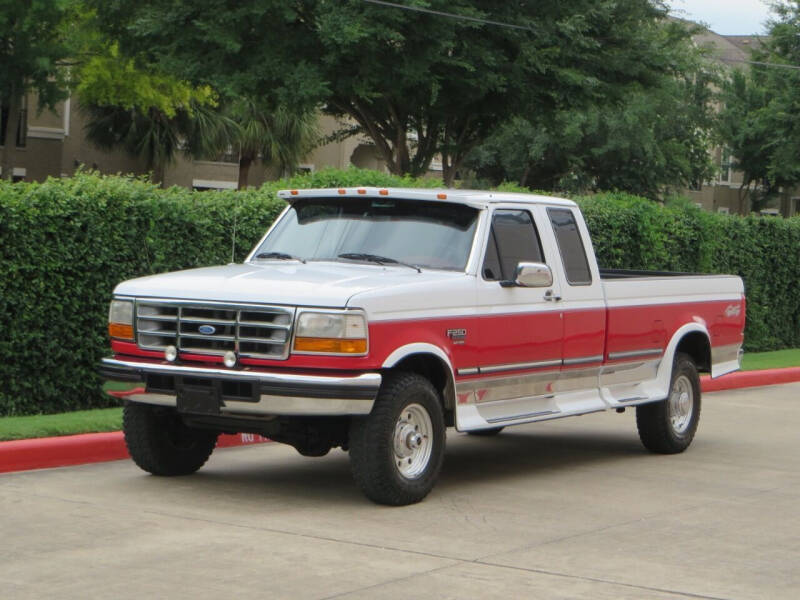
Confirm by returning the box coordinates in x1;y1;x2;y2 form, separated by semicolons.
152;162;166;188
1;87;22;182
519;165;531;188
238;155;253;190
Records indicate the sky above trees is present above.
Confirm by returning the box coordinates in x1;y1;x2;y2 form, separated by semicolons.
669;0;773;34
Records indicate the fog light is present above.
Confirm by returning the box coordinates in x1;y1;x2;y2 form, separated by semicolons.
223;351;237;368
165;345;177;362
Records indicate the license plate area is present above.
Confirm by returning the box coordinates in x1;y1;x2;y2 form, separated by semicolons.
177;377;220;415
172;375;259;415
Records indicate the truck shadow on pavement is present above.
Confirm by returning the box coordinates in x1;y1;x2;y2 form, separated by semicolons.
158;427;652;506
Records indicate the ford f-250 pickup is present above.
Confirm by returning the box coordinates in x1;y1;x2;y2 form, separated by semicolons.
101;187;746;505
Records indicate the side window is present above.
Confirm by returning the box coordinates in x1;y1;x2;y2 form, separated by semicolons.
548;208;592;285
482;210;544;281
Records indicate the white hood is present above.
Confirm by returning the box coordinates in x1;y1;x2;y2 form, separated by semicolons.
114;261;462;308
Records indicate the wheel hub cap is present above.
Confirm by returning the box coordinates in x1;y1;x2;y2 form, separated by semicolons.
669;375;694;434
393;404;433;479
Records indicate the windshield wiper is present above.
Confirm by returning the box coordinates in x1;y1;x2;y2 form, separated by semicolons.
254;251;306;263
337;253;421;273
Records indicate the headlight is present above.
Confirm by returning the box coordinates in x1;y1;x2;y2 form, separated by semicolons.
108;299;134;341
293;311;367;355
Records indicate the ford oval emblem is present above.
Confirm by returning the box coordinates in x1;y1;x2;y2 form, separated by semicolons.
198;324;217;335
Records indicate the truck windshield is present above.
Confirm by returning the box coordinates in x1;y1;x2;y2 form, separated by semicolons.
251;198;480;271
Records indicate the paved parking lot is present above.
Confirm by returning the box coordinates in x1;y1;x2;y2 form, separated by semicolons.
1;383;798;599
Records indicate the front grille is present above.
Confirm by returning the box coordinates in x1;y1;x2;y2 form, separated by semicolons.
136;301;295;360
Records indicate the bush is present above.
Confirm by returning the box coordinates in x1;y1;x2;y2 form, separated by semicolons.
0;171;798;416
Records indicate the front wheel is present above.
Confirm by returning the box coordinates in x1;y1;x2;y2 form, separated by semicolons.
123;402;218;476
349;372;446;505
636;353;701;454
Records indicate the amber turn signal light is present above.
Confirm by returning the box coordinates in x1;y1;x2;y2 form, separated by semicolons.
108;323;134;340
293;337;367;354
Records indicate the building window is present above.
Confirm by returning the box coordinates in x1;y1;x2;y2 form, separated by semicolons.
192;178;237;191
0;96;28;148
719;148;732;184
296;164;315;175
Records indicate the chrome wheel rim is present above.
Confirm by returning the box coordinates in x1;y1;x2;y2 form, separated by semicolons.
393;403;433;479
668;374;694;434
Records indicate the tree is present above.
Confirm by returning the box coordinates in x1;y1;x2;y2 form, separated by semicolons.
77;44;231;184
216;99;319;190
90;0;691;185
0;0;73;180
466;19;719;198
718;1;800;213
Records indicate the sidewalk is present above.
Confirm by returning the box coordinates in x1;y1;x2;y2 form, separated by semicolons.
2;367;799;475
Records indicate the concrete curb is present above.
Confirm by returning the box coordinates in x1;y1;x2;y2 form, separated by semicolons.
2;368;799;475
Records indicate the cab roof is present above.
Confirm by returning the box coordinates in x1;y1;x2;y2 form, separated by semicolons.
276;187;577;209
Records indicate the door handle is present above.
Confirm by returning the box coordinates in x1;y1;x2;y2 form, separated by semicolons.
544;290;562;302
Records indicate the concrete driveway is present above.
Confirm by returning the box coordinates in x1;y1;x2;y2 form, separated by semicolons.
1;383;798;600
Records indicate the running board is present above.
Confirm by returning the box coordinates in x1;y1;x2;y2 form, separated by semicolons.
487;409;560;424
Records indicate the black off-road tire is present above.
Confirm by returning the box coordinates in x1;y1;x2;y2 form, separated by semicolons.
467;427;505;437
636;353;701;454
123;402;218;476
349;372;446;506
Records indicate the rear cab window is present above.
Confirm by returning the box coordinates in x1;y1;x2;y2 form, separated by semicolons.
547;208;592;285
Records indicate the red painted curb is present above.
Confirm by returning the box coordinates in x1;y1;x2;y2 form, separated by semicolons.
0;431;269;475
702;367;800;392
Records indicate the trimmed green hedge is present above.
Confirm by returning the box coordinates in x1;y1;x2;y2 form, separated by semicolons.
0;172;798;416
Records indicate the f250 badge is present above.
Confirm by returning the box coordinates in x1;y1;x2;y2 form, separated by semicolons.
447;328;467;344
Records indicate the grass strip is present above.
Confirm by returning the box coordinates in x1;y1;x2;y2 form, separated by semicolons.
0;407;123;442
741;348;800;371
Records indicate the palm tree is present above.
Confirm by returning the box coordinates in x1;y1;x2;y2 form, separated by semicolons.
82;101;236;185
83;98;319;189
228;99;319;189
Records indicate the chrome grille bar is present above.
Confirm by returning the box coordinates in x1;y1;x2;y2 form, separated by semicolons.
135;301;295;360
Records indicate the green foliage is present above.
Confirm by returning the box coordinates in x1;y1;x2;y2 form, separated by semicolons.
89;0;692;185
467;19;719;198
1;171;797;417
76;43;217;118
717;3;800;210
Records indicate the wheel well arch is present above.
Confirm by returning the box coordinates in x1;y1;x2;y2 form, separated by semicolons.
675;331;711;373
383;353;456;425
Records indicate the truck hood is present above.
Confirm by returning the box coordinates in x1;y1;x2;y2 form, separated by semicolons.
114;262;462;308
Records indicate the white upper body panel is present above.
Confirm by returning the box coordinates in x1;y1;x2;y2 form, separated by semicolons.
113;261;469;309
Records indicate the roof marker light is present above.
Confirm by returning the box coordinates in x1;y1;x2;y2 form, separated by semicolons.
379;189;389;196
357;189;367;195
290;190;299;195
437;193;447;200
338;189;346;194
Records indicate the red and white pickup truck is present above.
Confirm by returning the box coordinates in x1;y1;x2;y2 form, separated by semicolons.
101;188;745;505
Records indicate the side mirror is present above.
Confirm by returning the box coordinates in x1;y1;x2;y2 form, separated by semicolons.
501;262;553;288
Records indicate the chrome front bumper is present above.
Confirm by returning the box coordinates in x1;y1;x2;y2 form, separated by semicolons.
100;357;381;417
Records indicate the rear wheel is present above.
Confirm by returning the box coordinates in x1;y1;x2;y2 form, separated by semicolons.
123;402;218;475
349;372;446;506
636;353;701;454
